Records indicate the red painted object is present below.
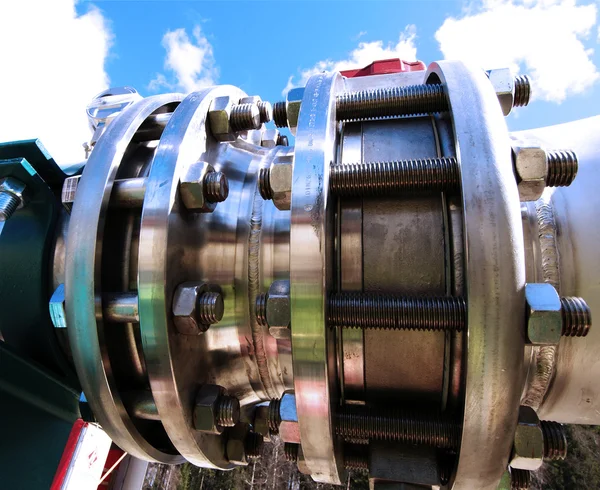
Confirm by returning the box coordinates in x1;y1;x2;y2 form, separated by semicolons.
340;58;426;78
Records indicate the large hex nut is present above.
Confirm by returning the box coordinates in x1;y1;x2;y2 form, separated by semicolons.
266;280;290;339
286;87;305;136
208;95;236;142
510;406;544;471
526;283;562;345
172;282;219;335
486;68;514;116
226;423;251;466
179;161;217;213
0;177;27;209
279;392;300;444
193;384;227;434
513;146;547;202
269;151;293;211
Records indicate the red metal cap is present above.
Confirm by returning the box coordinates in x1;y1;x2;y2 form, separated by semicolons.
340;58;426;78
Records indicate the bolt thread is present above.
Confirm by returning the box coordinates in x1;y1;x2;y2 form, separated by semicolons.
330;157;460;197
0;192;20;221
277;134;289;146
258;167;273;200
335;406;461;450
268;398;281;434
257;101;272;124
273;101;287;128
284;443;299;463
245;432;263;461
328;293;466;332
513;75;532;107
197;292;224;325
203;171;229;203
541;421;568;460
344;450;369;472
335;84;448;122
511;468;531;490
215;396;240;427
546;150;578;187
255;293;268;326
230;103;261;131
561;296;591;337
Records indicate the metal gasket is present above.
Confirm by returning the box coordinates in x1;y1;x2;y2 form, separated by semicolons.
66;94;184;463
426;61;526;489
290;71;345;484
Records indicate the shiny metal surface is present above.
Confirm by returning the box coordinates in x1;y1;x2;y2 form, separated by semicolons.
290;71;345;484
66;93;184;463
427;61;526;489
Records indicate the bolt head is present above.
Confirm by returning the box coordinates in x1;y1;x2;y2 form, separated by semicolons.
266;280;290;339
513;146;547;202
279;392;300;444
226;423;251;466
261;129;280;149
0;177;27;208
510;406;544;471
49;284;67;329
526;283;562;345
486;68;514;116
286;87;305;136
208;95;236;142
269;151;294;211
193;384;226;434
172;282;213;335
179;162;217;213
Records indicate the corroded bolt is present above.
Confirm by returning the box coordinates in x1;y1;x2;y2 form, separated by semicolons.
203;171;229;203
0;177;26;221
172;282;224;335
193;384;240;434
541;420;568;460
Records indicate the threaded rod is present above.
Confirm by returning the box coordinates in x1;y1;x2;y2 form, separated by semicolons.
0;192;20;221
215;396;240;427
546;150;578;187
255;293;268;326
511;468;531;490
335;406;461;450
284;442;299;463
258;167;273;200
330;157;459;197
541;421;568;460
335;84;448;122
560;296;591;337
203;171;229;203
268;398;281;434
273;101;287;128
245;432;263;461
513;75;532;107
257;101;272;124
328;293;466;332
230;103;261;131
344;447;369;472
197;292;224;325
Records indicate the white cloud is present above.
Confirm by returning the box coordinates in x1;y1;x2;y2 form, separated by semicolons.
283;26;418;95
149;26;218;93
0;0;111;165
435;0;599;103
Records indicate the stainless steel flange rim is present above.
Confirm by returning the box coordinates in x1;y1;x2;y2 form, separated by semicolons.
137;87;247;469
290;71;345;485
66;94;184;463
426;61;526;489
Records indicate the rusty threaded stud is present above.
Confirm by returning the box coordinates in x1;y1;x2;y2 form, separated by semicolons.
560;296;592;337
215;396;240;427
541;421;568;460
245;432;263;461
284;442;299;463
203;171;229;203
255;292;268;326
267;398;282;434
510;468;531;490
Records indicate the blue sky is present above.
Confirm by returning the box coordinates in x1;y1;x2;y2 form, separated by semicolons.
0;0;599;163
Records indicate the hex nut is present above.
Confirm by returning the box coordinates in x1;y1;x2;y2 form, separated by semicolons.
513;146;547;202
179;161;217;213
261;129;280;149
49;283;67;329
0;177;27;208
286;87;305;136
172;282;216;335
510;406;544;471
266;280;291;339
486;68;514;116
279;392;300;444
526;283;562;345
193;384;227;434
269;152;294;211
226;423;251;466
208;95;236;142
